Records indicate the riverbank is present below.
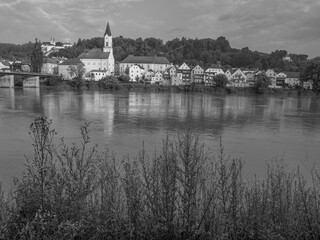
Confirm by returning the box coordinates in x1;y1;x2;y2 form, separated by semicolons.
1;117;320;239
39;78;317;96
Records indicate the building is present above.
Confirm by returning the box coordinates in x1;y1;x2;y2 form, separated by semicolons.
120;55;171;75
265;69;277;86
224;69;232;80
285;72;300;87
58;58;84;80
229;69;247;87
41;58;59;75
276;72;287;87
129;65;144;81
78;22;115;76
151;71;164;84
204;68;224;85
41;37;73;56
144;69;155;82
171;75;183;85
89;70;108;81
244;71;255;86
192;65;204;84
0;60;10;71
177;63;191;84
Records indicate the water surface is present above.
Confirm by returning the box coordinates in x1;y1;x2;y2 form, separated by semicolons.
1;88;320;189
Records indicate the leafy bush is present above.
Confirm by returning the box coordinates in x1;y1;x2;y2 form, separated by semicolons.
2;118;320;239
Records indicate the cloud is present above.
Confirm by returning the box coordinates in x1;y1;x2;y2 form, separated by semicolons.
178;0;320;56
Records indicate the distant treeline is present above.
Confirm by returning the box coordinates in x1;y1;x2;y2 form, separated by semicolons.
0;36;310;72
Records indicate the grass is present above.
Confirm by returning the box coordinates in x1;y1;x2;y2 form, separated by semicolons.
1;117;320;239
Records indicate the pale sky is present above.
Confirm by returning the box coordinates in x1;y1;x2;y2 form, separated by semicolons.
1;0;320;58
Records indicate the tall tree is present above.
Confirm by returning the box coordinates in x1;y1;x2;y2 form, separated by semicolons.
302;59;320;93
30;38;43;73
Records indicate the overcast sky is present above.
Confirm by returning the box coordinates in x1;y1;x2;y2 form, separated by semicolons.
1;0;320;58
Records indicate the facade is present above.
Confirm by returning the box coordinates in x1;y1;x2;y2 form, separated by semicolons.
171;75;183;85
224;69;232;80
144;70;155;81
244;72;255;86
41;58;59;74
204;68;224;85
276;72;287;87
0;60;10;71
120;55;171;74
265;69;277;86
177;63;191;84
78;22;115;76
192;65;204;83
58;58;84;80
129;65;144;81
229;69;247;87
285;72;300;87
89;70;108;81
151;71;164;84
41;37;72;56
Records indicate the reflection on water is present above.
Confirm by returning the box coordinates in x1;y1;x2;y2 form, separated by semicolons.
0;88;320;188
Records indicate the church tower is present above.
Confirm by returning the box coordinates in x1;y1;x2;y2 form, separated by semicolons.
103;22;112;53
103;22;114;74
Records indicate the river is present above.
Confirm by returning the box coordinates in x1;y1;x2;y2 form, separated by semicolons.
0;88;320;189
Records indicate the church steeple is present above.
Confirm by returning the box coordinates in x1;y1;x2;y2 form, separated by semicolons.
104;22;112;37
103;22;113;54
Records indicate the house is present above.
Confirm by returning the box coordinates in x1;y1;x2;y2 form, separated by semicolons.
58;58;84;80
283;55;293;62
120;55;171;75
144;69;155;82
129;65;144;81
89;70;108;81
285;72;300;87
265;69;277;86
229;69;248;87
41;37;73;56
192;65;204;84
0;60;10;71
276;72;287;87
171;75;183;85
204;68;224;85
151;71;164;84
303;80;313;89
177;63;191;84
78;22;115;76
41;58;59;75
244;71;255;86
224;69;232;80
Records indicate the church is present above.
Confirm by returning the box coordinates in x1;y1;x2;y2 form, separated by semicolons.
78;22;115;79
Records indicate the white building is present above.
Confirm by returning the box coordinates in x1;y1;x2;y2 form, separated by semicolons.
129;65;144;81
78;22;115;76
89;70;108;81
120;55;171;75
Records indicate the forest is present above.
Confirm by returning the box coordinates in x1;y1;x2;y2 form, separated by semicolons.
0;36;310;73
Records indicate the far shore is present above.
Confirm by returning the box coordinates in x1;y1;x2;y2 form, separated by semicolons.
35;80;317;96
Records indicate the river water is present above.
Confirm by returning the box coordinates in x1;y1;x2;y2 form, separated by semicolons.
0;88;320;189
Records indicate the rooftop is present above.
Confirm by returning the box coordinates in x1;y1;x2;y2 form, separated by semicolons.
59;58;83;66
121;55;170;64
78;48;110;59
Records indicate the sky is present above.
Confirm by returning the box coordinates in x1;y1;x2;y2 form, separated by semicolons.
1;0;320;58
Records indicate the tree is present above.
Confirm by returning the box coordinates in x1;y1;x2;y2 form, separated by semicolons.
213;74;228;89
254;74;271;94
30;38;43;73
302;59;320;92
67;64;86;81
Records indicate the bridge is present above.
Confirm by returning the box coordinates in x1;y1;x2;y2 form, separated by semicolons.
0;71;55;88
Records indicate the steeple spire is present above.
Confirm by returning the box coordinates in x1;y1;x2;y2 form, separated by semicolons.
104;22;112;36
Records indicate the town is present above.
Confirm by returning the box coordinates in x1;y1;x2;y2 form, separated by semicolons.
0;22;315;90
